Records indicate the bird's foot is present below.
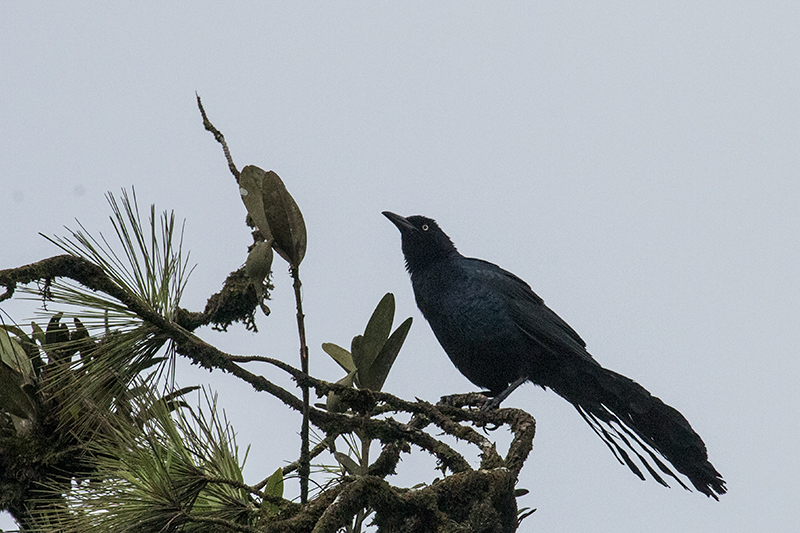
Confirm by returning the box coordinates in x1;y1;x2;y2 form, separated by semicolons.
480;396;503;411
481;375;528;411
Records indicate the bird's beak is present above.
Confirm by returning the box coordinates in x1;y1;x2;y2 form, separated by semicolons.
382;211;417;233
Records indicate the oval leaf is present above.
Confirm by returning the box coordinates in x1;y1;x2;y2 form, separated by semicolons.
352;293;395;389
238;166;274;242
0;325;40;373
360;316;412;392
350;335;366;389
31;322;45;346
71;318;95;363
334;452;363;476
0;364;35;419
264;467;284;498
0;327;34;382
45;313;69;345
0;330;36;418
362;293;395;356
263;467;284;517
321;343;355;373
260;169;307;267
245;241;274;283
245;241;274;316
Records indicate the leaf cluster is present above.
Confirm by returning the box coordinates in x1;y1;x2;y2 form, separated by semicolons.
323;293;412;408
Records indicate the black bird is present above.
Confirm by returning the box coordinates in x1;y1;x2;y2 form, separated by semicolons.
383;211;726;499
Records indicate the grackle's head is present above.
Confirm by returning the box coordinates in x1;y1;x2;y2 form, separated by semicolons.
382;211;458;273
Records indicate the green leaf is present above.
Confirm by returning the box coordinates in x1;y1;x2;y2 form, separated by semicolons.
350;336;365;388
264;467;284;498
27;323;46;375
45;312;69;345
263;467;284;517
351;293;395;390
31;322;46;346
363;293;395;357
238;166;273;242
0;325;42;378
0;364;35;419
321;343;355;373
359;317;412;392
245;241;274;316
0;324;32;346
0;327;34;384
0;330;36;419
245;241;274;282
260;168;307;267
71;317;95;363
71;317;90;342
44;312;75;362
238;165;307;267
334;451;363;476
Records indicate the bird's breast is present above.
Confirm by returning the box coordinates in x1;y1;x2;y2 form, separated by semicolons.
411;262;528;392
412;264;509;335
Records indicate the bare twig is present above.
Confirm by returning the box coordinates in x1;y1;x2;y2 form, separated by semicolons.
291;266;311;504
195;93;240;181
279;436;334;478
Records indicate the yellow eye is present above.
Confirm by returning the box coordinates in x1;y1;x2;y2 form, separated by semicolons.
422;224;429;231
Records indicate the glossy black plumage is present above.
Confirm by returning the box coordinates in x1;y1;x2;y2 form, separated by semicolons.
383;211;726;499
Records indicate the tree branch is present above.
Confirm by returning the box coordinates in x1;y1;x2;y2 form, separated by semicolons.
1;252;537;530
196;93;240;181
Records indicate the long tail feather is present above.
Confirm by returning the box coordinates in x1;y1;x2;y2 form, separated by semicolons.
553;366;726;499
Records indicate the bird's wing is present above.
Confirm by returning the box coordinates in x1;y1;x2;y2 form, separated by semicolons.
465;258;591;356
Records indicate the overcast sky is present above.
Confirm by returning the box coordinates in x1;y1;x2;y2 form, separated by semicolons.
2;3;798;531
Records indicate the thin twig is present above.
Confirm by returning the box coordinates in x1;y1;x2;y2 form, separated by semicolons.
280;435;335;478
195;93;240;181
291;265;311;504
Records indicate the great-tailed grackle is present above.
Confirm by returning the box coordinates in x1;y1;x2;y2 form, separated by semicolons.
383;211;726;499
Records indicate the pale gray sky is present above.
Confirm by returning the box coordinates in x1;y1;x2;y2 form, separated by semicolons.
2;3;798;531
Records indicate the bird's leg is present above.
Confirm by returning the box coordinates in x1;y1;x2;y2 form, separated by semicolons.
481;375;528;411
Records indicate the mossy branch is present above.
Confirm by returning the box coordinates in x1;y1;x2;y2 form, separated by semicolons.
0;247;535;532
